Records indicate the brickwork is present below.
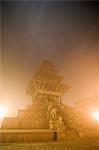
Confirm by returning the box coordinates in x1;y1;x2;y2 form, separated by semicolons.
0;130;67;142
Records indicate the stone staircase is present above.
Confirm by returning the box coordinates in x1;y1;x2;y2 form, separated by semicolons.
51;103;80;139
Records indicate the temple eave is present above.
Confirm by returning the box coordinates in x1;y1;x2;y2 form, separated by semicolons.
37;90;65;96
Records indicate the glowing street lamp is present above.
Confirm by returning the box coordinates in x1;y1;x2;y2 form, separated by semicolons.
93;112;99;122
93;111;99;130
0;105;8;119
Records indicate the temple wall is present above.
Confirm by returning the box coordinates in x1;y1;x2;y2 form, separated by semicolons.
0;130;67;143
2;118;49;129
17;110;48;118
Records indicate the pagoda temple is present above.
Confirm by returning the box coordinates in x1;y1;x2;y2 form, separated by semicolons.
0;60;78;142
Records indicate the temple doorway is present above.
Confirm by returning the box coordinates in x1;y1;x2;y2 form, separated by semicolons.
53;132;57;141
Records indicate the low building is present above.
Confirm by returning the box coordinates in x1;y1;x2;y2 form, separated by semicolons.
75;97;99;130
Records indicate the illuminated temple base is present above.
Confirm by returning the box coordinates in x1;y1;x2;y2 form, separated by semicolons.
0;129;67;142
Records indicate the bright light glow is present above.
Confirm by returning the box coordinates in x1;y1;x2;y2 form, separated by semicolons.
0;105;8;119
93;111;99;121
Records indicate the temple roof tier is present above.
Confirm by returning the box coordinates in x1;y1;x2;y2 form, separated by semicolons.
26;60;71;98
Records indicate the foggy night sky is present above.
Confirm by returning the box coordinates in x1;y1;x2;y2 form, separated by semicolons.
1;1;99;116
